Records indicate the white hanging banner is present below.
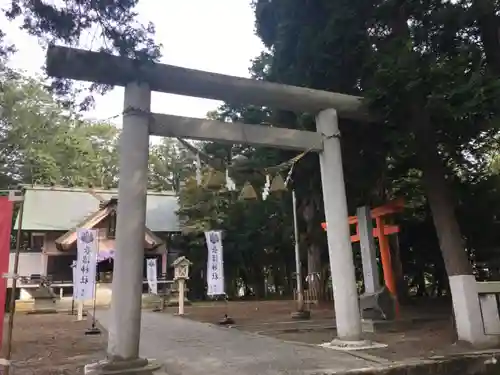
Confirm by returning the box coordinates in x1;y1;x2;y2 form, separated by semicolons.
225;169;236;191
205;230;224;296
146;258;158;295
75;229;98;301
71;260;78;299
262;174;271;200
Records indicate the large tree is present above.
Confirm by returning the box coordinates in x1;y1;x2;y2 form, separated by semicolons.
2;0;161;108
0;69;121;186
1;69;199;191
3;0;159;59
148;138;197;193
252;0;500;342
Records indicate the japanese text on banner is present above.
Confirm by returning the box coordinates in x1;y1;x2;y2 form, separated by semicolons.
75;229;98;301
146;258;158;295
205;230;224;296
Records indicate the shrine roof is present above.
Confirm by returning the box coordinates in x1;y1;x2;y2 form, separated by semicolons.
14;186;180;232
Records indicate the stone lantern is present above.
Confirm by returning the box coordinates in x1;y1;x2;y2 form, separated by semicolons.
173;256;191;281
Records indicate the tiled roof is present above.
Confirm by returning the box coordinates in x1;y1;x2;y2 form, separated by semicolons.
14;186;180;232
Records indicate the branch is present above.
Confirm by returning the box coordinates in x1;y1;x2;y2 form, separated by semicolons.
175;137;226;170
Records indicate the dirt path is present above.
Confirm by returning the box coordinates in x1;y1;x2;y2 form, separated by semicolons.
2;313;106;375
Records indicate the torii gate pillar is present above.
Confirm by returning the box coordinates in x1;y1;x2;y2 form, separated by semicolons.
85;83;162;374
317;109;362;340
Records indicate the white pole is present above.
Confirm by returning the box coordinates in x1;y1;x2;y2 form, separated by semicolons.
292;190;304;310
107;82;151;359
77;301;84;321
178;279;185;316
316;108;361;340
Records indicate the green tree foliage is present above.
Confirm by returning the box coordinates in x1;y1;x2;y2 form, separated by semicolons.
2;0;161;108
173;0;500;300
0;69;197;191
250;0;500;293
177;171;296;298
148;138;197;193
0;69;120;187
4;0;159;59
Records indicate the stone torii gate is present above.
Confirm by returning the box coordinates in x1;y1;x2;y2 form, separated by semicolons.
43;46;408;373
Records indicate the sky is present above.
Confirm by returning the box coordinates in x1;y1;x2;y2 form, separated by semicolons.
1;0;264;125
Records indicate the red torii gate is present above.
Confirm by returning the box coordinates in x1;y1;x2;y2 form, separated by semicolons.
322;198;404;304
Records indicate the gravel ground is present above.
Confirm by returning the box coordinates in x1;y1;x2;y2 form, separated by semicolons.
175;299;491;362
0;299;482;375
1;313;106;375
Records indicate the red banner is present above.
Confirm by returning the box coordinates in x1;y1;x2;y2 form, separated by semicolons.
0;197;13;349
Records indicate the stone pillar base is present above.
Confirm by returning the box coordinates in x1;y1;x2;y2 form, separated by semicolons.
319;339;388;351
84;358;163;375
450;274;494;345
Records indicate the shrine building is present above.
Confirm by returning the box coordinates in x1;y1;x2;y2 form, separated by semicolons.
8;185;180;303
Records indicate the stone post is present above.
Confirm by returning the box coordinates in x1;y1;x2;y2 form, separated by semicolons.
85;82;161;374
178;279;185;316
292;190;304;309
357;206;380;294
172;256;191;316
77;301;84;321
41;252;48;276
291;190;312;320
161;252;167;276
316;109;362;341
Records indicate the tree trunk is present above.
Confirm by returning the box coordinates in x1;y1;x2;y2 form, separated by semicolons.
473;0;500;75
307;244;323;299
383;0;487;343
414;121;473;277
252;266;266;298
283;261;293;296
413;112;486;344
272;267;282;296
389;234;408;303
415;272;427;297
302;199;326;300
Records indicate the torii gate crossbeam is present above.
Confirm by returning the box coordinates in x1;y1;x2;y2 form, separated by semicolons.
46;46;370;121
46;46;370;374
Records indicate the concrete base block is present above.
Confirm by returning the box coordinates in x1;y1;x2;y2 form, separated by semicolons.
84;358;163;375
33;299;57;311
24;285;61;314
362;319;383;333
359;287;395;320
319;339;388;351
15;299;34;312
141;294;163;309
450;274;497;345
26;308;57;315
361;318;415;333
